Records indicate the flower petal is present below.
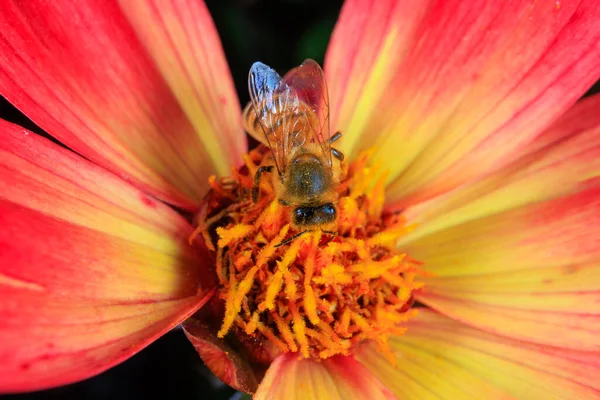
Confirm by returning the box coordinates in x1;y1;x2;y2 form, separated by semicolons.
326;0;600;207
118;0;245;175
402;184;600;351
0;121;213;392
0;1;244;211
356;309;600;400
399;94;600;242
183;316;262;394
254;353;396;400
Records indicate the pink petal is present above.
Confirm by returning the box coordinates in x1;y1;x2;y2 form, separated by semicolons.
254;353;396;400
0;1;245;211
356;309;600;399
0;120;213;392
326;0;600;207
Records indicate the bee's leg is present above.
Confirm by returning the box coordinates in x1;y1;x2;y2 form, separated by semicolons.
330;132;344;161
275;230;310;247
252;165;274;203
331;148;344;162
321;229;338;246
330;131;342;143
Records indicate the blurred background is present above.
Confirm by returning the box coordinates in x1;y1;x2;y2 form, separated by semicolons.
1;0;343;399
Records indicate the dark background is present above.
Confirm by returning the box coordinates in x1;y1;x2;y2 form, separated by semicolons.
1;0;343;399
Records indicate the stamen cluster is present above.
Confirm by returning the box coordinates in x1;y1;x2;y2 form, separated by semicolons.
191;147;424;361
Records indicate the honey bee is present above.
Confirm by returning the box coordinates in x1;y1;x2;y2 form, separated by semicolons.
242;59;344;244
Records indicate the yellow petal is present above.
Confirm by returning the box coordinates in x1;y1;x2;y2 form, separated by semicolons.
254;353;396;400
403;184;600;351
399;94;600;242
356;309;600;400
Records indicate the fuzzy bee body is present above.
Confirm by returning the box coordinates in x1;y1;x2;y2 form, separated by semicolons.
243;59;344;234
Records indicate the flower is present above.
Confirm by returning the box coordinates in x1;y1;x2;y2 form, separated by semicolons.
1;0;599;398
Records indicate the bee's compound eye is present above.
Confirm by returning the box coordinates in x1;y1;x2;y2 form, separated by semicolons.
292;203;336;226
322;203;336;218
293;207;314;225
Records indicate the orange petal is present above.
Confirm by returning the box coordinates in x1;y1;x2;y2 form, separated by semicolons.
0;1;245;211
402;183;600;351
399;94;600;242
0;121;213;392
356;310;600;399
326;0;600;207
254;353;396;400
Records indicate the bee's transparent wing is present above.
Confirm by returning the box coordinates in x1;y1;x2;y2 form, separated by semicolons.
282;59;332;167
248;62;301;174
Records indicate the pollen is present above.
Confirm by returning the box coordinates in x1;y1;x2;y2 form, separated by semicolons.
192;146;425;362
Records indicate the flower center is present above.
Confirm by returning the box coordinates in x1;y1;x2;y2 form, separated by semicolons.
190;146;424;362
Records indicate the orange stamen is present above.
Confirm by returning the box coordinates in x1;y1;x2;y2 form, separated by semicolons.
193;147;423;361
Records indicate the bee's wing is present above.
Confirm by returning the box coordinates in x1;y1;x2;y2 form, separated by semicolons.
282;59;332;167
248;62;301;174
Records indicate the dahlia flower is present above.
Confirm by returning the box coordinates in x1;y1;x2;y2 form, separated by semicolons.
1;1;599;399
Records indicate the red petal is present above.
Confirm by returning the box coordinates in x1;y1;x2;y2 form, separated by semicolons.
326;0;600;206
0;1;245;211
183;318;262;394
356;309;600;399
0;121;213;392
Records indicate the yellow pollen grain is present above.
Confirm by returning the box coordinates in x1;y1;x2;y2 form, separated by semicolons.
245;312;260;334
305;328;339;354
218;264;239;337
234;250;252;272
262;270;283;311
257;321;289;353
219;265;259;337
278;238;303;298
303;285;320;326
350;255;406;280
256;224;290;268
367;170;388;219
254;200;282;231
351;312;373;334
318;320;343;345
382;271;407;288
217;224;254;248
336;308;351;337
302;231;321;325
315;264;352;285
272;312;298;352
367;224;415;248
290;303;309;358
